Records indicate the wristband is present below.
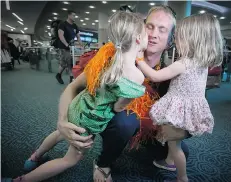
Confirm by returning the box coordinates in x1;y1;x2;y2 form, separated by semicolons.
136;57;144;64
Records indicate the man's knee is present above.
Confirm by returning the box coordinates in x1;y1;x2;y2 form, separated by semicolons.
112;111;140;138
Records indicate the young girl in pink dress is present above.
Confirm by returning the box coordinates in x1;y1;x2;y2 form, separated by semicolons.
136;13;223;182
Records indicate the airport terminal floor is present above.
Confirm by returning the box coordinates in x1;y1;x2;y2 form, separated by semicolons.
1;63;231;182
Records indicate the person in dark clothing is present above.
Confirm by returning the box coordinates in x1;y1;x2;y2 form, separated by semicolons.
8;37;20;65
55;10;83;84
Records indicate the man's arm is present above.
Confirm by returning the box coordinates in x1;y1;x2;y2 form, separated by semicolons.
77;33;83;46
75;25;83;47
58;29;68;48
58;72;93;149
114;98;133;112
58;72;86;121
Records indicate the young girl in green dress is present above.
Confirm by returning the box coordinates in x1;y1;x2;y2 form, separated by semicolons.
8;11;148;182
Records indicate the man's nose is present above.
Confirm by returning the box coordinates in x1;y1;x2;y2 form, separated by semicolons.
149;28;158;39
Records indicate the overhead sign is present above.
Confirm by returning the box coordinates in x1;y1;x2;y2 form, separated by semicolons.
79;31;93;37
79;30;98;43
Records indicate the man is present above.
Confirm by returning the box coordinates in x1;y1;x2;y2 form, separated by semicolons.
56;10;83;84
7;37;20;66
57;5;189;182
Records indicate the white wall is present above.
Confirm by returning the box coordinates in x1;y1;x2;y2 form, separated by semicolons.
7;33;32;47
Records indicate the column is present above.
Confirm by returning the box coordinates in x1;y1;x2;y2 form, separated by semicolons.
98;12;109;47
167;0;191;20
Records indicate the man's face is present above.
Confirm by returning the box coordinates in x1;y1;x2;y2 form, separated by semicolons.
145;10;173;54
68;13;76;22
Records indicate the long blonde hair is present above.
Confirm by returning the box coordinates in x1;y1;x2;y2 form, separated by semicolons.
100;11;144;87
175;13;223;67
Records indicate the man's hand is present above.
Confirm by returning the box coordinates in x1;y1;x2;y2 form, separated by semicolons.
57;120;93;150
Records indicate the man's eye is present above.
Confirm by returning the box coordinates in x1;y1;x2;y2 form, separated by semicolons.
160;28;167;33
146;24;153;30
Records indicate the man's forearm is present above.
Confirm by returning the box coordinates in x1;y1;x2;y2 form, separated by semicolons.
77;34;82;46
59;35;68;47
58;84;76;122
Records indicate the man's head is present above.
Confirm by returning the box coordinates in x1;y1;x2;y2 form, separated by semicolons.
145;5;176;54
7;37;13;43
67;10;76;23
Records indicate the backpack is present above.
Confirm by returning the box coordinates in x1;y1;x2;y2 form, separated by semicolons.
50;20;62;48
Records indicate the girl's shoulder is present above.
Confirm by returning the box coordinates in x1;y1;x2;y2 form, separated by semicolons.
123;67;144;86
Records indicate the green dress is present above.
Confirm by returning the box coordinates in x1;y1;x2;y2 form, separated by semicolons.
68;77;145;136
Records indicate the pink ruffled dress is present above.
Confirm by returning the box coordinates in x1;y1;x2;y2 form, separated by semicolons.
149;60;214;136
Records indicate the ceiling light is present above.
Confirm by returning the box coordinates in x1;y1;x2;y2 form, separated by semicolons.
95;20;99;22
11;29;14;31
53;13;58;15
75;16;78;18
213;15;217;18
199;10;206;14
47;27;51;29
102;1;107;4
149;2;155;6
17;21;24;25
85;12;90;14
80;19;84;22
63;2;69;4
47;26;50;28
53;17;57;20
45;30;48;32
12;13;23;21
89;5;95;8
48;32;51;36
85;18;89;20
128;5;131;8
62;8;68;11
33;40;36;42
112;9;116;13
108;20;111;23
20;30;25;34
220;16;225;19
6;24;15;29
92;23;95;25
83;23;86;25
24;27;28;30
48;19;52;22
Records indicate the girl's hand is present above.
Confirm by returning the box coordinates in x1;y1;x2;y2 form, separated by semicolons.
137;51;144;60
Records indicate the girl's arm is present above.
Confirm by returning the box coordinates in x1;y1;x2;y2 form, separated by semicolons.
113;71;144;112
114;98;133;112
137;60;185;82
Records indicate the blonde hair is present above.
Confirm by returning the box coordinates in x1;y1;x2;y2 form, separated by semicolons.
100;11;144;87
147;5;176;38
176;13;223;67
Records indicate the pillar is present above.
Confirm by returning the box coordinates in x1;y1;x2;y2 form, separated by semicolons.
98;12;109;47
167;0;191;20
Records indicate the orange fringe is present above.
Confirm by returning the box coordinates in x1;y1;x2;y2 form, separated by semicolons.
83;42;162;149
126;65;162;149
84;42;116;95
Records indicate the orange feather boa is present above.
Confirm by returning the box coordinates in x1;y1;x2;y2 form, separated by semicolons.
84;42;161;149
